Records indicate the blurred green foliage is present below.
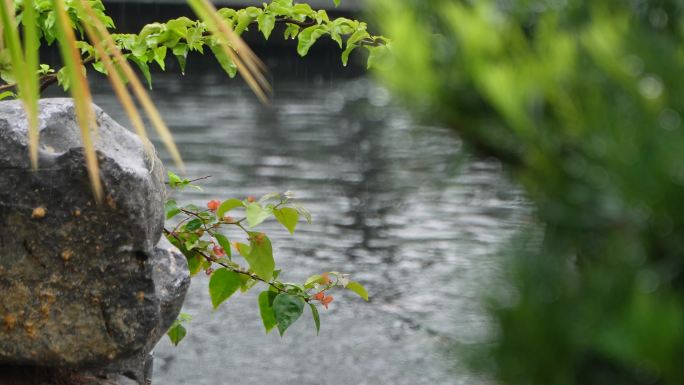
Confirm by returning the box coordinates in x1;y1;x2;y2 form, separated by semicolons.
371;1;684;384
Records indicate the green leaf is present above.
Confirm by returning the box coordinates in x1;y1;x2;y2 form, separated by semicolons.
92;61;106;74
367;44;390;69
166;321;186;346
304;274;325;289
166;312;192;345
342;43;356;66
217;8;238;21
129;55;152;89
165;199;181;219
185;218;203;231
297;25;327;56
139;22;164;39
309;303;320;335
184;238;198;251
284;23;300;39
209;268;241;309
153;45;167;70
245;233;275;281
235;10;255;35
37;64;54;76
167;171;198;190
246;203;272;227
182;204;202;212
274;0;294;5
56;68;69;91
316;10;329;24
185;27;204;52
332;17;356;34
214;233;232;259
129;36;148;57
259;192;282;202
257;11;276;39
333;0;340;7
258;290;278;333
293;3;314;19
346;281;369;301
166;16;193;36
217;198;244;218
0;91;15;100
267;2;291;16
291;202;313;223
245;6;261;18
239;274;257;292
273;293;305;336
330;29;343;48
273;207;299;234
236;242;251;257
171;41;189;71
171;42;188;57
209;43;237;78
187;254;202;275
340;28;369;66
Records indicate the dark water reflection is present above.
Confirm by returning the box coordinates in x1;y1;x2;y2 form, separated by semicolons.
89;71;530;385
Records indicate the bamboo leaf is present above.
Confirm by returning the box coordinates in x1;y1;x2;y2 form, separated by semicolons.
79;0;184;173
0;0;39;169
22;0;40;169
53;0;102;200
187;0;271;104
77;0;154;161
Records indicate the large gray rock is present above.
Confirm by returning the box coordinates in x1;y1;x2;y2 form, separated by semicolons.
0;99;190;373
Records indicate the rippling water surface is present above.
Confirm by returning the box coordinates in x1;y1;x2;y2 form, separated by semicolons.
90;71;530;385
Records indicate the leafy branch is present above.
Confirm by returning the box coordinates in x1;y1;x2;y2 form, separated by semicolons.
163;172;368;344
0;0;390;98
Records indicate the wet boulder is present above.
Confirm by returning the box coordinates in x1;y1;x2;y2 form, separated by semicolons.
0;99;189;374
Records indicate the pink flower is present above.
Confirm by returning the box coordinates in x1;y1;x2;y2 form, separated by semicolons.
313;291;334;309
207;200;220;212
213;246;226;257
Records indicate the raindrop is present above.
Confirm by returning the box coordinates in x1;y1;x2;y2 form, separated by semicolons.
639;75;664;99
669;166;684;186
325;91;346;113
564;155;588;178
658;108;681;131
636;269;660;293
623;55;644;77
649;8;669;29
368;86;391;107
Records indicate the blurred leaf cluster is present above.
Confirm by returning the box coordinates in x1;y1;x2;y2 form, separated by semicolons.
371;0;684;384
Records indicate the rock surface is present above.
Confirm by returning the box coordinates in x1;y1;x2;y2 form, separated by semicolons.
0;99;189;376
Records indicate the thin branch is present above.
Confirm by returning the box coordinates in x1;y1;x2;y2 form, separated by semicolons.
359;38;384;47
163;227;292;296
187;175;212;183
0;13;388;95
0;56;96;93
164;175;212;185
276;17;316;28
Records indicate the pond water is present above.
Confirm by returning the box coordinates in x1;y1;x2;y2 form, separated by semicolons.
89;70;530;385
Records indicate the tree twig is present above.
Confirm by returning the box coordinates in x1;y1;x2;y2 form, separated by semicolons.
0;56;97;94
163;227;293;296
163;175;212;185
